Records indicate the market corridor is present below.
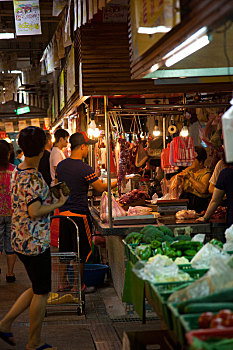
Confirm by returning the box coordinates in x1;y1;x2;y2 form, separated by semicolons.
0;254;160;350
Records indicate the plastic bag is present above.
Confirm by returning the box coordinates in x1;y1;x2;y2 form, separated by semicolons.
191;243;224;269
132;255;192;284
222;99;233;162
160;178;170;196
151;193;158;204
100;192;127;223
169;255;233;303
169;174;183;199
223;224;233;252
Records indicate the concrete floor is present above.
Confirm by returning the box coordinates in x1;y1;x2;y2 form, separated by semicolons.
0;253;161;350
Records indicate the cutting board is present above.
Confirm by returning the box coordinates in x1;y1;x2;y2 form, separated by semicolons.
113;215;156;226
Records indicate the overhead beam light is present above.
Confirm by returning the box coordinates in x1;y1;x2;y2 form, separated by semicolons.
0;33;14;40
165;36;210;67
137;26;171;34
10;70;22;74
163;27;210;67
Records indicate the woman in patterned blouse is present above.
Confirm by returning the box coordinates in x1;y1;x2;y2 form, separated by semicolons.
0;127;68;350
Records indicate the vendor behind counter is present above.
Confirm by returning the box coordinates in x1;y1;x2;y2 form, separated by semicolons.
171;146;212;213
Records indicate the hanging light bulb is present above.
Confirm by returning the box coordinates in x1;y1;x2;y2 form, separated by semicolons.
180;125;189;137
180;118;189;137
93;127;101;138
88;118;96;137
153;120;160;136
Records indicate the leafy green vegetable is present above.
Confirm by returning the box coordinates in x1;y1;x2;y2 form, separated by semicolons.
163;235;175;243
125;232;143;244
142;227;164;243
158;226;173;237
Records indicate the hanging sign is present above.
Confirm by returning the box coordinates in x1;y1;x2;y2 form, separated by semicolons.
93;0;98;15
0;131;7;139
66;45;75;101
88;0;93;20
74;0;77;31
64;0;72;47
78;0;81;28
60;69;65;111
130;0;181;62
43;118;50;130
5;122;14;133
18;120;27;131
82;0;87;25
13;0;42;36
31;118;40;127
52;0;66;16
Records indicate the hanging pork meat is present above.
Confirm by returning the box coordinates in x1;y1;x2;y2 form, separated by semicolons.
117;138;129;196
135;141;148;167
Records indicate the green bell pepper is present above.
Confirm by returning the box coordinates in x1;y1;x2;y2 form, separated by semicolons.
135;245;152;260
150;240;162;249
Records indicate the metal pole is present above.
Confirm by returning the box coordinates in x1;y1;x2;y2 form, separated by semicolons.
163;115;166;149
104;96;112;228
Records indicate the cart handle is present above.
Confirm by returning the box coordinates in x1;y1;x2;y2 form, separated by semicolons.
50;215;79;235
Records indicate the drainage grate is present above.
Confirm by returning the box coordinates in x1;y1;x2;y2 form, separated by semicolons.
111;316;160;323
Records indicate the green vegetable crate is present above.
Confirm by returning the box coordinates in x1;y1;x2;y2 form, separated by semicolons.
123;241;140;264
177;312;201;345
149;269;207;329
168;303;184;344
147;281;193;328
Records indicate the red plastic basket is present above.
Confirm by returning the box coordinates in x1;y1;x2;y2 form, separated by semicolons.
186;327;233;344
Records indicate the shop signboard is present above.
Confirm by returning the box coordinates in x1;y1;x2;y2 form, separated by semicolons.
15;106;30;115
31;118;40;127
18;120;27;131
59;69;65;111
13;0;42;36
130;0;180;62
66;45;75;102
4;122;14;133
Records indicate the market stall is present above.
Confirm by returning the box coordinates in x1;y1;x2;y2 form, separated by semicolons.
122;222;233;349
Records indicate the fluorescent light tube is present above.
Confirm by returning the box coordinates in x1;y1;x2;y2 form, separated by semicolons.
0;33;14;40
163;27;207;59
150;63;160;72
138;26;171;34
10;70;22;74
165;35;210;67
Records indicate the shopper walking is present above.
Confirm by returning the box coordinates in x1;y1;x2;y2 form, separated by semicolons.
0;140;16;283
0;127;68;350
50;128;69;186
38;132;53;186
56;131;117;293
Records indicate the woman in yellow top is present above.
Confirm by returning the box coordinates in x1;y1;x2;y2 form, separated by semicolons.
177;146;212;213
